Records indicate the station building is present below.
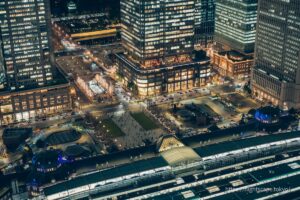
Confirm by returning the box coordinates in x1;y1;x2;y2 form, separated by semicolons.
211;50;254;78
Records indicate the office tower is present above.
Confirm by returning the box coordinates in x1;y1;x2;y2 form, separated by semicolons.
0;0;55;90
116;0;211;96
251;0;300;109
121;0;195;67
194;0;215;48
214;0;258;54
0;0;71;124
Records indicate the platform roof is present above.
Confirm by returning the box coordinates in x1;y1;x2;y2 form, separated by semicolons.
44;156;168;196
195;131;300;157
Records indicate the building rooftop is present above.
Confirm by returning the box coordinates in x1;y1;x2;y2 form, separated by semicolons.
43;156;168;196
161;146;201;166
64;144;91;158
3;128;32;138
194;131;300;157
56;16;108;34
255;106;281;124
2;128;33;150
32;150;62;168
218;50;253;62
44;129;82;146
115;52;210;72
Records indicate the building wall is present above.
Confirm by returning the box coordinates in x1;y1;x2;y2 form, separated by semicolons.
214;0;257;53
251;0;300;109
0;85;71;124
116;54;210;96
212;52;253;78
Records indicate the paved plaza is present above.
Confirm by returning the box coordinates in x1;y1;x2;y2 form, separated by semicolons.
111;111;164;149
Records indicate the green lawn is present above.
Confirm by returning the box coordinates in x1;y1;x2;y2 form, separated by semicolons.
130;112;159;130
101;119;125;138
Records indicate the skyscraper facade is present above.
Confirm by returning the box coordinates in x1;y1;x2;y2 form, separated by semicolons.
251;0;300;109
0;0;71;124
194;0;215;48
0;0;54;90
117;0;211;96
121;0;195;67
214;0;257;53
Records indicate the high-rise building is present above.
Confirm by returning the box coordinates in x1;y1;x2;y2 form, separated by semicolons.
121;0;195;67
0;0;57;90
0;0;71;124
194;0;215;48
116;0;211;96
214;0;257;54
251;0;300;109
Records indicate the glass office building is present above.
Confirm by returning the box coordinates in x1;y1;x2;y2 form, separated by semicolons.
251;0;300;109
194;0;215;48
117;0;210;96
214;0;257;53
0;0;71;124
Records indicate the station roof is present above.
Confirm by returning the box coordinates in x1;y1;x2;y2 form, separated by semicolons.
161;146;201;166
152;190;196;200
151;160;300;200
156;135;185;152
248;161;300;182
43;156;168;196
195;131;300;157
210;173;300;200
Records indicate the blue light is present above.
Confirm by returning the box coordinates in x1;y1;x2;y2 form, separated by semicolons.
57;153;71;164
255;110;271;122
